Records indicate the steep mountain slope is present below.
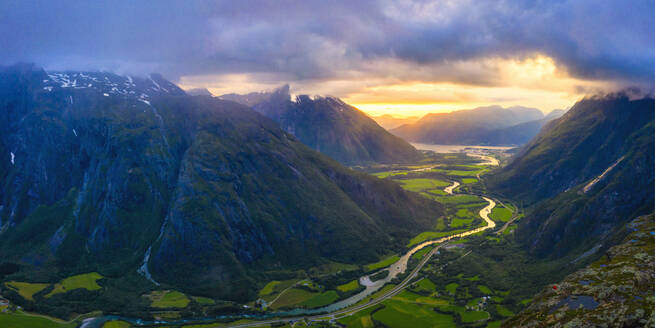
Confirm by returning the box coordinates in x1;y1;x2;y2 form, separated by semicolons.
391;105;545;145
219;86;422;165
506;214;655;327
0;64;443;301
489;95;655;257
371;114;420;130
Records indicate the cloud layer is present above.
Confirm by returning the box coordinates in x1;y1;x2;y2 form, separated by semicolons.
2;0;653;110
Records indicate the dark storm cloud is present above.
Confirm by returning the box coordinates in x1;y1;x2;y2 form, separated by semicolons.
1;0;653;86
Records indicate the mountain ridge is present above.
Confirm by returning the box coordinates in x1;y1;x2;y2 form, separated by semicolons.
0;64;443;303
391;105;548;146
489;94;655;258
219;86;423;165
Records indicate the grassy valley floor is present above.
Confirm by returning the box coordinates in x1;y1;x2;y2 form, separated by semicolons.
0;150;587;327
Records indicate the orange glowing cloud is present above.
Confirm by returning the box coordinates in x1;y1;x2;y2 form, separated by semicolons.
180;55;619;119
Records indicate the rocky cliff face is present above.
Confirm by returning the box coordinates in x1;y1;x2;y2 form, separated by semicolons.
220;86;423;165
0;64;443;300
489;95;655;258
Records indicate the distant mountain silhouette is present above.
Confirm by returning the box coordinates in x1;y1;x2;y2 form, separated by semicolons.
391;105;549;145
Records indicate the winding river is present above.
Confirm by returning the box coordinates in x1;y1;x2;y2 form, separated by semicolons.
82;196;498;328
444;181;460;194
81;152;501;328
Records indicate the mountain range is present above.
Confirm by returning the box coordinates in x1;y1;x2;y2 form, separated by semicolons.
391;106;565;146
220;86;423;165
0;64;443;302
370;114;420;130
490;94;655;258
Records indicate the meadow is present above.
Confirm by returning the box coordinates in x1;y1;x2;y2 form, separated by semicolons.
0;312;77;328
145;290;190;308
45;272;103;298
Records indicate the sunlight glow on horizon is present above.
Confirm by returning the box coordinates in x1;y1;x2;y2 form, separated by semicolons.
180;55;615;119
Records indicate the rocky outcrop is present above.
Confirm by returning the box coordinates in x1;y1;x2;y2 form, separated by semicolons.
506;214;655;327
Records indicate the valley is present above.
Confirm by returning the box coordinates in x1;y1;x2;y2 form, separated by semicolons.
2;66;652;328
3;2;653;327
31;147;535;328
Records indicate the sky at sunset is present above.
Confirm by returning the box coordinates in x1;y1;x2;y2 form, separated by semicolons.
2;1;653;117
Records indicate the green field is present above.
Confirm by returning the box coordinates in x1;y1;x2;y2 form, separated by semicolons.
147;290;190;308
490;206;513;222
452;206;481;228
46;272;103;298
192;296;215;305
426;189;447;196
410;246;433;260
269;288;315;309
392;290;447;305
412;278;437;293
465;275;480;281
407;229;467;247
337;305;380;328
258;279;299;303
456;208;471;217
461;178;478;184
398;178;450;192
259;281;281;296
466;297;482;307
439;305;490;323
433;194;484;205
103;321;132;328
309;261;359;275
373;300;455;328
301;290;339;308
0;312;76;328
461;310;490;322
496;304;515;317
336;280;360;292
372;171;408;178
366;255;400;271
445;282;459;295
450;217;475;228
430;167;487;177
478;285;493;294
4;281;49;301
487;320;502;328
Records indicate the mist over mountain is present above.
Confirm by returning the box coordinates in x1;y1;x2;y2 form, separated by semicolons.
467;109;567;145
185;88;213;96
490;94;655;258
391;105;548;146
220;86;422;165
371;114;420;130
0;64;443;302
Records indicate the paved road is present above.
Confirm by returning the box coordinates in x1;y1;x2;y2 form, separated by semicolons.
223;196;498;328
224;244;446;327
495;199;520;234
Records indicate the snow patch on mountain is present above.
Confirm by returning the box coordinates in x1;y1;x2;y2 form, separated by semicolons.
43;71;185;101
